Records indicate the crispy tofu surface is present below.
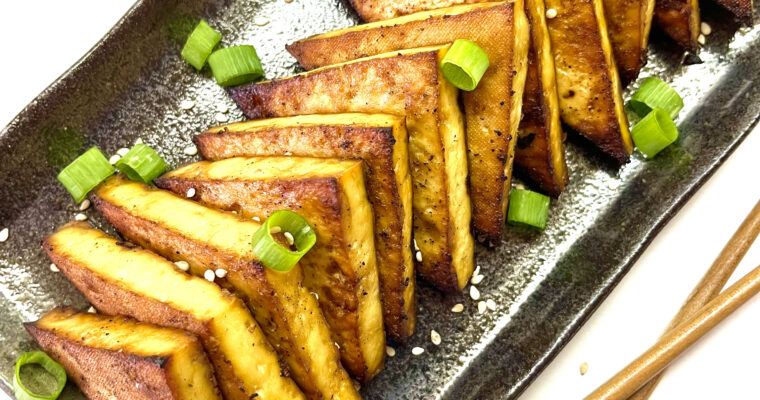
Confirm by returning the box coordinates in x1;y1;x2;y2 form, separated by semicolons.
228;47;474;291
155;157;386;381
91;176;359;400
287;2;530;243
654;0;700;50
44;222;304;400
26;307;222;400
195;114;416;345
602;0;655;83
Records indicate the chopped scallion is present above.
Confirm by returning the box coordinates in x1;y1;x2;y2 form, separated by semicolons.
114;144;167;183
57;147;115;203
181;20;222;70
208;45;264;87
629;77;684;119
440;39;490;91
631;109;678;158
507;189;550;230
251;210;316;272
14;351;66;400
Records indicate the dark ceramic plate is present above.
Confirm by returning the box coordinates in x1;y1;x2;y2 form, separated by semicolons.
1;0;759;399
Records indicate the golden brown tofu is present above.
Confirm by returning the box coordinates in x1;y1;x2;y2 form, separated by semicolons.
90;176;360;400
195;114;416;345
654;0;700;51
155;157;385;382
544;0;633;163
602;0;655;83
228;47;474;292
26;307;222;400
286;2;531;237
715;0;753;25
44;222;305;400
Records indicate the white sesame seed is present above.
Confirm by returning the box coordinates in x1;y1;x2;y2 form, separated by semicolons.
430;330;441;345
78;199;91;211
545;8;557;19
180;100;195;110
451;303;464;313
469;285;481;300
215;269;228;278
311;291;319;300
215;112;229;122
486;299;496;311
204;269;215;282
270;226;282;234
252;216;261;222
117;147;130;157
701;22;712;36
698;34;706;45
411;347;424;356
174;261;190;271
334;342;340;349
74;213;88;221
580;362;589;375
415;251;423;262
283;151;292;156
0;228;8;242
477;301;487;314
471;274;484;285
183;145;198;155
50;263;60;272
186;188;196;198
413;239;420;251
231;210;237;214
386;346;396;357
109;154;121;165
284;232;295;245
87;306;97;314
254;17;270;26
215;103;229;113
134;138;144;145
474;265;481;276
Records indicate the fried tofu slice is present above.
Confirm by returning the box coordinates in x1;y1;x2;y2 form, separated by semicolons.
544;0;633;163
602;0;655;83
44;222;305;400
654;0;700;51
195;114;416;345
26;307;222;400
155;156;385;381
715;0;753;25
287;2;533;233
229;47;475;292
91;176;360;400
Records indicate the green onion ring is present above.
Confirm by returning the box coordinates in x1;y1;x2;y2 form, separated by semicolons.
57;147;115;203
181;19;222;70
631;108;679;158
507;189;550;230
14;351;67;400
114;144;167;184
208;45;264;87
251;210;317;272
440;39;490;91
629;77;684;120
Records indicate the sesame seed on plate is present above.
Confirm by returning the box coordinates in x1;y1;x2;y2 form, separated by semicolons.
477;301;487;314
474;265;481;276
215;103;229;113
74;213;88;221
471;274;484;285
386;346;396;357
580;362;589;376
254;17;270;26
87;306;97;314
701;22;711;35
215;112;229;123
698;34;706;45
215;268;228;278
545;8;557;18
109;154;121;165
186;188;196;198
486;299;496;311
117;147;130;157
252;216;261;222
415;251;423;262
430;330;441;345
284;232;295;245
469;285;480;300
451;303;464;313
180;100;195;110
174;261;190;271
204;269;215;282
270;226;282;234
413;239;420;251
183;145;198;155
50;263;59;272
0;228;8;242
134;138;144;145
411;347;424;356
79;199;91;211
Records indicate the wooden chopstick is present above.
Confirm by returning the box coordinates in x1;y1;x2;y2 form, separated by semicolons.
626;199;760;400
584;199;760;400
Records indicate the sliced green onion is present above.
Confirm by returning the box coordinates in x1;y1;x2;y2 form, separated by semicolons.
629;77;684;119
57;147;115;203
507;189;550;230
114;144;167;183
251;210;316;272
440;39;490;91
208;45;264;87
631;108;679;158
14;351;66;400
181;20;222;70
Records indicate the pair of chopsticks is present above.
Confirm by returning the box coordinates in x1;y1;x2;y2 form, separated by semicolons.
585;199;760;400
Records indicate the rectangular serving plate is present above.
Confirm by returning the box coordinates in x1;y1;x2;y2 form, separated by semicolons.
0;0;758;398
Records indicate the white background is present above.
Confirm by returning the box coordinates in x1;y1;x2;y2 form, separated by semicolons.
1;2;758;399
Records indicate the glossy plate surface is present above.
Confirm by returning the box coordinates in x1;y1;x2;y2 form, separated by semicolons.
0;1;758;398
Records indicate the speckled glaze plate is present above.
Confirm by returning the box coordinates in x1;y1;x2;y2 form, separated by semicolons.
1;0;759;399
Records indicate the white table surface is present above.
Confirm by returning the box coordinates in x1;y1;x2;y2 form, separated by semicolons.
1;2;758;399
